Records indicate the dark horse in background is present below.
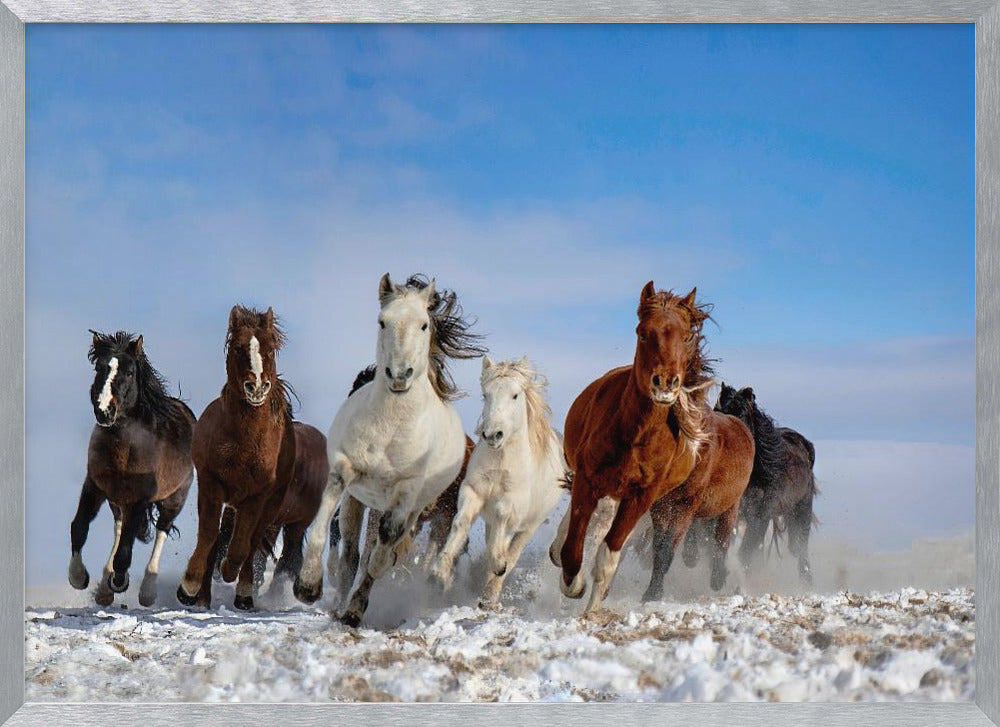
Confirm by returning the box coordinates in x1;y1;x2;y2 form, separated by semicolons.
709;383;818;584
177;306;305;610
69;331;195;607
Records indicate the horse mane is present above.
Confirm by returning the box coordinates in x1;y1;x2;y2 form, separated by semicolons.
224;305;295;419
349;365;378;396
480;358;556;458
88;330;188;435
716;384;786;491
637;288;717;459
402;274;487;401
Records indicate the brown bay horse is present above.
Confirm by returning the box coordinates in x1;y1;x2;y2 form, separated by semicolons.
641;405;755;602
176;306;297;610
69;331;195;607
550;282;717;613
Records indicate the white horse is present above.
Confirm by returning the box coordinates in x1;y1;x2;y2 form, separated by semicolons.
431;356;567;606
294;273;484;626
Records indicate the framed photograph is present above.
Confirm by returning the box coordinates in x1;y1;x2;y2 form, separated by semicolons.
2;3;998;726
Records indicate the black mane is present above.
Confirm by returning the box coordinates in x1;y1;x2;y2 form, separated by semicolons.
88;330;189;434
715;383;785;492
349;365;378;397
405;274;487;400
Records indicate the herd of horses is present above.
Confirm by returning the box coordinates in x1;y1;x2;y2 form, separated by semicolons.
68;274;817;624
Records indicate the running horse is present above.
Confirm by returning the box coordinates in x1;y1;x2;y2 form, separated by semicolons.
295;273;484;626
550;282;719;613
176;305;299;610
69;331;195;607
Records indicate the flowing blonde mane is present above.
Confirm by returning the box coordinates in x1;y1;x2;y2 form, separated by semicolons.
480;358;555;458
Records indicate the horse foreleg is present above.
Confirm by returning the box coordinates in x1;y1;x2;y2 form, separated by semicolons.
94;506;123;607
587;492;655;613
737;513;770;574
431;484;484;591
139;482;189;607
339;492;418;626
177;482;223;607
481;527;533;607
296;461;352;603
642;498;694;603
559;481;599;599
69;478;105;591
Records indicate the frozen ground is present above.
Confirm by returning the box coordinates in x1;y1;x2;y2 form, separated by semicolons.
25;530;975;703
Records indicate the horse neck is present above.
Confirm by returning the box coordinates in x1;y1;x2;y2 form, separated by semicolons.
619;367;684;448
221;382;285;430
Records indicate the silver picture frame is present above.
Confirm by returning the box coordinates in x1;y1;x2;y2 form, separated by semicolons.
1;2;996;724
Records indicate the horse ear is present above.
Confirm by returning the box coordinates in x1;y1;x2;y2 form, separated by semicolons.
640;280;656;303
89;329;100;348
378;273;396;304
128;335;144;358
681;287;698;309
739;386;755;403
264;307;275;329
228;305;240;331
482;355;494;373
421;278;438;307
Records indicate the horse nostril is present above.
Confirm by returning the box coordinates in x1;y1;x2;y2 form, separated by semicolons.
405;367;414;379
671;375;681;389
385;367;393;380
244;382;254;393
261;380;271;393
652;374;661;388
495;431;504;441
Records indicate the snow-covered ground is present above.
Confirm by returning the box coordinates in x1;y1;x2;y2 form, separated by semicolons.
25;530;975;703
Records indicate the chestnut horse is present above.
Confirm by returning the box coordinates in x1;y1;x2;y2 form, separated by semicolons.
550;282;716;613
69;331;195;607
640;404;755;602
176;306;297;610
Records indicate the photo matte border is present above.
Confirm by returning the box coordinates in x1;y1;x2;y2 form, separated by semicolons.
0;2;996;724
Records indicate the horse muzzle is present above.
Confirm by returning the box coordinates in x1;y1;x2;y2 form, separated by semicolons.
650;373;681;405
244;380;271;407
384;366;414;394
482;429;505;449
94;407;119;428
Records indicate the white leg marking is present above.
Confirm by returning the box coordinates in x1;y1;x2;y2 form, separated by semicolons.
249;336;263;388
145;530;167;576
104;517;123;575
97;357;118;412
586;542;621;613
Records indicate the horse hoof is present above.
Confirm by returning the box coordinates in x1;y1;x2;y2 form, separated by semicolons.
548;544;562;568
492;562;508;577
560;574;586;600
138;578;158;607
69;569;90;591
234;595;255;611
641;587;663;604
293;576;322;605
94;590;114;607
176;584;199;607
107;571;130;594
338;611;362;628
478;599;502;612
710;571;727;592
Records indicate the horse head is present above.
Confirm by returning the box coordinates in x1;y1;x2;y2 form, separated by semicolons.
88;330;145;428
225;305;284;408
633;281;710;406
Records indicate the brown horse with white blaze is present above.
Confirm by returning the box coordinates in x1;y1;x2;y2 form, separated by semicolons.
176;306;297;610
551;282;716;613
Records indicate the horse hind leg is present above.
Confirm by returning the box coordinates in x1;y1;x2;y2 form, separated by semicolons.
69;478;106;591
586;493;654;613
641;502;695;604
481;527;533;608
139;483;190;607
711;504;740;592
296;462;353;604
213;506;236;583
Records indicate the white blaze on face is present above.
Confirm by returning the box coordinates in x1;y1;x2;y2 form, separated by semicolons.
249;336;263;389
97;357;118;413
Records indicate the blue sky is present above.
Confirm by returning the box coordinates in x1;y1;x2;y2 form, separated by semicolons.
26;25;973;584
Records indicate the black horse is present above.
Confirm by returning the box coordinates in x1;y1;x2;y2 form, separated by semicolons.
69;331;195;606
702;383;818;583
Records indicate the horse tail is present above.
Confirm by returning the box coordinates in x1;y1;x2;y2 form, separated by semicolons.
134;502;157;544
349;365;378;397
329;506;342;548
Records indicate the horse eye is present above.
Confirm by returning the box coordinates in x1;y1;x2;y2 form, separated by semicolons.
513;394;518;400
421;323;428;331
379;320;385;329
639;334;647;342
